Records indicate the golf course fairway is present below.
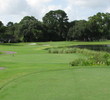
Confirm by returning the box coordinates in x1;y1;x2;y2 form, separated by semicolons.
0;41;110;100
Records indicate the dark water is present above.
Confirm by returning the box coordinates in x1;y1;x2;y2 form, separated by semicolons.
71;45;110;52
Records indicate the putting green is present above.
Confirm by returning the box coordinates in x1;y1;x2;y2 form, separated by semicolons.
0;67;110;100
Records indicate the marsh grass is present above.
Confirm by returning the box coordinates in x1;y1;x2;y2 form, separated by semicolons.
70;49;110;66
48;47;110;66
48;47;82;54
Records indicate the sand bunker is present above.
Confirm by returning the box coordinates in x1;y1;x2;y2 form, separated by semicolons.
43;44;50;46
0;67;5;70
2;51;16;54
29;43;36;45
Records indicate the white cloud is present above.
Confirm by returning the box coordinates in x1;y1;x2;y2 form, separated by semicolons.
0;0;110;24
25;0;63;20
64;0;110;21
0;0;29;15
104;7;110;13
26;0;52;7
67;0;110;8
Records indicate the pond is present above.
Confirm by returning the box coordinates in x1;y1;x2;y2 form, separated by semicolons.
71;45;110;52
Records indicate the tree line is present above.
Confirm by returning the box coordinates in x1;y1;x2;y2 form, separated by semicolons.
0;10;110;43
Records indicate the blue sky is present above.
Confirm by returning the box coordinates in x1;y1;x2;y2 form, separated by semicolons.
0;0;110;25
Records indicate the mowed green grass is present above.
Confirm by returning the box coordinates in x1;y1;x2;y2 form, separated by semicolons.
1;68;110;100
0;41;110;100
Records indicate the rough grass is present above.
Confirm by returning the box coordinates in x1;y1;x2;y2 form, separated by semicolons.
0;41;110;100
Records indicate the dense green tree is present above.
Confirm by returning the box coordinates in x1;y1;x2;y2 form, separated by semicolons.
43;10;69;41
0;11;110;42
87;12;110;41
0;21;6;42
102;13;110;39
4;22;16;43
68;12;110;41
67;20;88;41
87;13;104;41
18;16;44;42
